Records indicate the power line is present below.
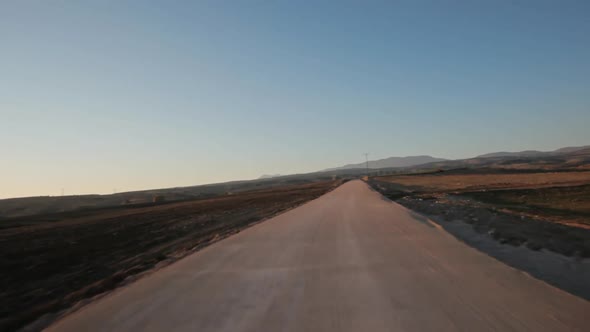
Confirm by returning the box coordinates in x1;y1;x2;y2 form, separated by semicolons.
363;153;369;178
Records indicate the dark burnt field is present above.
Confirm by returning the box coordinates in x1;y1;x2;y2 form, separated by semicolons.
0;180;342;331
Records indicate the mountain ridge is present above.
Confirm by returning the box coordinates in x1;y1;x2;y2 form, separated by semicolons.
258;174;282;179
477;145;590;158
324;155;447;171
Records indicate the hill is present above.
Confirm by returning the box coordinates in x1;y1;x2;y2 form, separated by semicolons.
258;174;282;179
477;145;590;158
325;155;447;171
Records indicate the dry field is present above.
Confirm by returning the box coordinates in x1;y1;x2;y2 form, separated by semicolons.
376;170;590;192
369;170;590;256
462;185;590;227
369;170;590;299
0;180;342;331
372;170;590;227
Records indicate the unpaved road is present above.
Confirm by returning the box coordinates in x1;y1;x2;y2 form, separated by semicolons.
48;180;589;331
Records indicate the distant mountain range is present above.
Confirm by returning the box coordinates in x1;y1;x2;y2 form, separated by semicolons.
321;145;590;173
324;155;448;171
476;145;590;158
405;145;590;172
258;174;282;179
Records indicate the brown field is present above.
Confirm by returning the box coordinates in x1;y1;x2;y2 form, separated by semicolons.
372;170;590;227
369;170;590;257
0;175;339;219
375;170;590;192
0;180;342;331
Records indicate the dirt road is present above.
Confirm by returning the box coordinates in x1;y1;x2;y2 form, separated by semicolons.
48;180;589;331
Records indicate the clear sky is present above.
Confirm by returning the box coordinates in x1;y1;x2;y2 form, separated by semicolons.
2;1;589;198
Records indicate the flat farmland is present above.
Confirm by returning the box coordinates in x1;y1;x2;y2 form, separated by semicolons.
369;170;590;299
0;180;342;331
376;170;590;192
372;170;590;228
370;170;590;255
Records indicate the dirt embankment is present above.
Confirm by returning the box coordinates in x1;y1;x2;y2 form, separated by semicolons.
0;180;343;332
393;196;590;301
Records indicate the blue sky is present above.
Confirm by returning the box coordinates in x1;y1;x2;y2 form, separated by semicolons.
1;1;589;197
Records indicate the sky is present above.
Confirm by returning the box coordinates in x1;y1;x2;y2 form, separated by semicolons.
1;1;590;198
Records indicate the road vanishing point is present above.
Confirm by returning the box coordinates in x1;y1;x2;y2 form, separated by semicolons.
49;180;589;332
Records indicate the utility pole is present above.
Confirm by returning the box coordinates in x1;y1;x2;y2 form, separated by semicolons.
363;153;369;178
